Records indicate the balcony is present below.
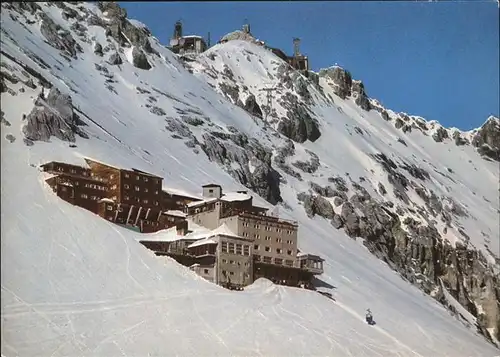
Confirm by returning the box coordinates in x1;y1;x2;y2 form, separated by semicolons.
298;253;324;275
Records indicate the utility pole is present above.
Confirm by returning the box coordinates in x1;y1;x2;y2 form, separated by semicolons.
259;87;278;121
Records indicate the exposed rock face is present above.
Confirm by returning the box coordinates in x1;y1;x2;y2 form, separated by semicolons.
23;87;88;143
243;94;262;118
351;80;371;111
39;12;82;59
432;126;449;143
319;66;352;99
93;42;103;56
472;116;500;161
107;51;123;65
200;132;282;204
219;30;261;45
301;194;334;219
131;47;151;70
299;174;500;344
277;93;321;143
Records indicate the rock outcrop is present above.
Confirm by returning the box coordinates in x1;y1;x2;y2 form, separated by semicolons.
472;116;500;161
23;87;88;143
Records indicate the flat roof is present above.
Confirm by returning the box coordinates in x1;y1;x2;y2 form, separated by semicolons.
202;183;222;188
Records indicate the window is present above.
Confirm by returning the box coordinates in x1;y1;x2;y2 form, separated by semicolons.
229;271;234;276
143;199;148;204
144;188;149;193
265;236;271;241
135;176;140;181
61;186;67;192
110;174;115;179
244;273;249;278
144;177;149;182
135;197;140;203
204;269;209;274
107;205;113;211
135;186;140;191
276;228;282;233
287;250;293;255
124;173;129;178
276;248;282;254
124;195;130;200
254;244;259;251
229;260;235;265
75;182;79;186
276;238;282;243
242;232;248;237
222;259;227;263
244;262;250;267
154;201;159;206
70;169;76;173
124;184;130;189
111;184;117;190
228;243;235;254
209;189;213;193
287;240;293;245
243;245;250;256
155;190;159;195
112;196;117;201
263;256;272;264
155;179;160;184
81;194;88;199
236;244;242;255
285;260;294;267
275;258;283;265
265;246;270;252
254;255;261;261
221;242;228;253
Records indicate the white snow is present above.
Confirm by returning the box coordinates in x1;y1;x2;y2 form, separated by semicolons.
221;192;252;202
1;2;499;356
164;210;187;218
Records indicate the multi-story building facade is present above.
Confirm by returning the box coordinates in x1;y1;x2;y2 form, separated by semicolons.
187;224;254;287
41;158;177;233
184;184;324;286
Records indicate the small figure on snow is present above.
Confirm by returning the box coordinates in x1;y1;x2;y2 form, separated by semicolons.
365;309;375;325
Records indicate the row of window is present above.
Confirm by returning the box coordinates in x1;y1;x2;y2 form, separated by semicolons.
122;196;159;206
253;245;294;256
221;270;250;278
254;255;294;266
84;183;107;191
221;259;251;267
80;194;102;200
241;221;294;234
123;173;160;185
105;216;160;227
221;242;251;256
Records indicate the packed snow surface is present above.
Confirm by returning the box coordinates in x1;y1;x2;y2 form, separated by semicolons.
1;2;498;356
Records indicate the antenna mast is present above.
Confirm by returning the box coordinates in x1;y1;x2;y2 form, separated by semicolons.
293;37;301;57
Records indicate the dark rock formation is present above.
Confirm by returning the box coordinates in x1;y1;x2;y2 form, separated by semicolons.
23;87;88;143
351;80;371;111
243;94;262;118
107;52;123;66
472;116;500;161
131;47;151;70
277;93;321;143
432;127;449;143
39;12;82;59
319;66;352;99
200;132;282;204
302;194;334;219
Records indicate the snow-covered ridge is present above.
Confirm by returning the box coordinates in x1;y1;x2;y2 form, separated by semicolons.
1;2;499;355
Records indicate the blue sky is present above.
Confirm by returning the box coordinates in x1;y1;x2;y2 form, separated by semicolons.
120;1;499;130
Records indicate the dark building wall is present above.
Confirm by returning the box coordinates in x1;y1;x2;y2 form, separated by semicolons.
119;170;162;208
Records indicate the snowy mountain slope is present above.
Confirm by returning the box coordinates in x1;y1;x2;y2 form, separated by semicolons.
1;2;499;356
